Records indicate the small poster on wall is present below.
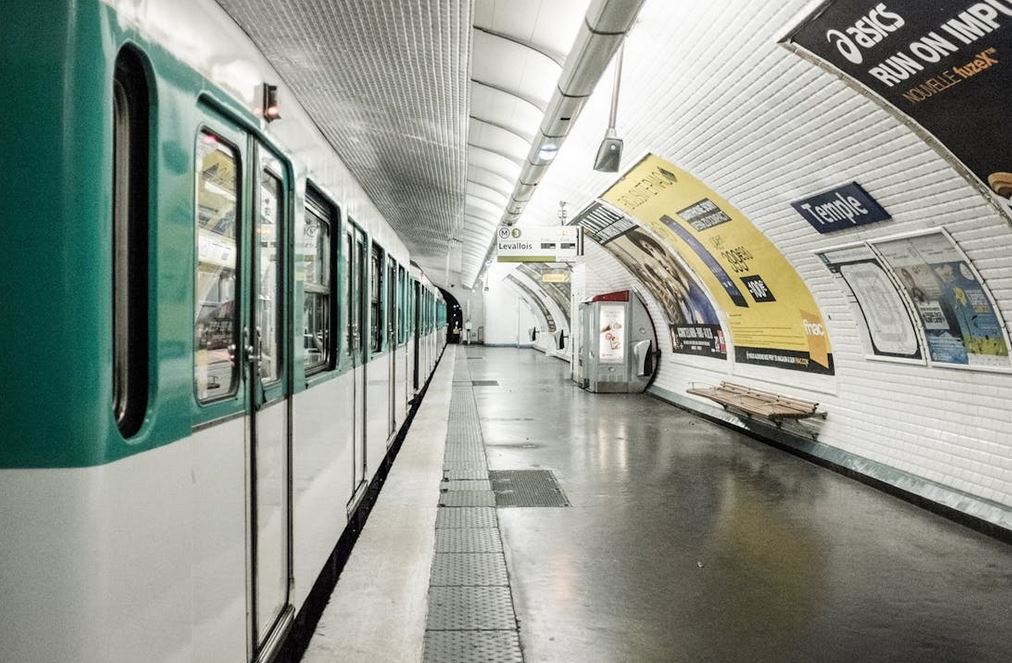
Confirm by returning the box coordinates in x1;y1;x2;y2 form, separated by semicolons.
599;303;626;364
819;245;922;360
874;232;1011;368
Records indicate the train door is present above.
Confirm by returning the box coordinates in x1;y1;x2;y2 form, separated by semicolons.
347;225;368;497
247;144;293;657
387;261;397;440
413;280;421;391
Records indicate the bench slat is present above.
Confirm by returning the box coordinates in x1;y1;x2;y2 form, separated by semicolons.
687;382;820;421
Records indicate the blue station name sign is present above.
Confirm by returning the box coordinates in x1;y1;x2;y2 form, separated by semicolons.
791;182;890;234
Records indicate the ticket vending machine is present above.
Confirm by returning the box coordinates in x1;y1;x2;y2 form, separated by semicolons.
576;290;658;393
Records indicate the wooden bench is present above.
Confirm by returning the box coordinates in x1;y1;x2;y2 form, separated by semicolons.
687;381;822;422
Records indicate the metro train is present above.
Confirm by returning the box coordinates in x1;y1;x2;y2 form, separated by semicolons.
0;1;447;661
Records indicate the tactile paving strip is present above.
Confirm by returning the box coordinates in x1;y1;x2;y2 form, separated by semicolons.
471;380;499;387
441;479;492;492
423;630;523;663
435;507;498;529
429;553;509;586
444;467;491;480
424;350;524;662
435;528;503;553
426;587;517;630
489;470;570;508
438;491;496;507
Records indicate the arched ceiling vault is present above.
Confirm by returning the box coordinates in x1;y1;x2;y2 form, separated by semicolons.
213;0;591;288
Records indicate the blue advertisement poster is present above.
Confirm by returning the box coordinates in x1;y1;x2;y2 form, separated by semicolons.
874;233;1010;368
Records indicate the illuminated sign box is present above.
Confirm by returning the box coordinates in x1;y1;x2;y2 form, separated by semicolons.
497;225;583;262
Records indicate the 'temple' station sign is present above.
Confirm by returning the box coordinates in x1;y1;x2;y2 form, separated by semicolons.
791;182;891;234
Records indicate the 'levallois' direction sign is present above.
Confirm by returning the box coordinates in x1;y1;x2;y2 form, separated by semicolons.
496;225;582;262
791;182;891;234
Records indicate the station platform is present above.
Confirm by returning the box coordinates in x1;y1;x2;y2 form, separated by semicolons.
303;346;1012;663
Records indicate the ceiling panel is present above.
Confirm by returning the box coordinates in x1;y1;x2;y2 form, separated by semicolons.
214;0;471;284
214;0;591;288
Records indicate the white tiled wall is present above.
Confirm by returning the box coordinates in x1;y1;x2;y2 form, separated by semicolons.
484;272;536;346
530;0;1012;511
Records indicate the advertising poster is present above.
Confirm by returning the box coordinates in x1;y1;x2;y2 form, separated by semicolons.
601;155;835;374
786;1;1012;211
572;202;727;358
818;245;922;359
517;263;572;326
874;232;1010;367
599;303;626;364
506;274;556;333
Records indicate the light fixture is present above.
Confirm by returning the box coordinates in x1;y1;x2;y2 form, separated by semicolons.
594;43;625;173
257;83;281;122
537;142;559;162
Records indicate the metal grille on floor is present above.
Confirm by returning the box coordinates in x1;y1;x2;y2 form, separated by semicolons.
489;470;570;508
423;349;524;663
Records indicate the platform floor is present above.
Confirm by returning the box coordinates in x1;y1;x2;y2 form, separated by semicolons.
305;346;1012;663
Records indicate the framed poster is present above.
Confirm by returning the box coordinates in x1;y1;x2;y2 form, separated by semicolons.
602;155;834;374
873;230;1011;369
598;303;626;364
818;244;923;361
572;202;727;359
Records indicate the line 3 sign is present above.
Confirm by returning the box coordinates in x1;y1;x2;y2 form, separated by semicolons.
791;182;891;234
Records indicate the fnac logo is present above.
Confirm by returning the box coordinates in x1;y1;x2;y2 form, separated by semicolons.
803;318;826;337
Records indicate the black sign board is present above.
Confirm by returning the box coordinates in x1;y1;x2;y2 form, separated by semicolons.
791;181;891;233
786;2;1012;203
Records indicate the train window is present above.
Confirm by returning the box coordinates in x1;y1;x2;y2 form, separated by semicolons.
398;266;406;344
257;166;283;383
345;230;354;353
370;244;382;354
194;131;240;402
387;261;396;345
112;48;150;437
303;188;334;374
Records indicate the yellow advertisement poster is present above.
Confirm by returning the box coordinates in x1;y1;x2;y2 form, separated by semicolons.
602;154;833;374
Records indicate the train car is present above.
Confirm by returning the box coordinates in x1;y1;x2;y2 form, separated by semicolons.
0;1;446;662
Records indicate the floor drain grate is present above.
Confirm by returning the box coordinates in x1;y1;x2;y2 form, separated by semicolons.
488;470;570;508
471;380;499;387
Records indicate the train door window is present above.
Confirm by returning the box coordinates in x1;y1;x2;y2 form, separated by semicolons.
345;229;354;353
387;261;396;346
112;48;150;437
303;188;334;374
370;244;383;354
257;164;283;383
195;131;241;402
398;266;406;344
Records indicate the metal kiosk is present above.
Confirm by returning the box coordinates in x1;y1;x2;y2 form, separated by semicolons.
576;290;658;393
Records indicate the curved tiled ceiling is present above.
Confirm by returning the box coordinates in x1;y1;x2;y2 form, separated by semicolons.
214;0;471;285
465;0;591;286
214;0;590;288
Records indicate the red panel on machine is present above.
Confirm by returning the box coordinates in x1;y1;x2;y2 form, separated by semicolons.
590;290;630;303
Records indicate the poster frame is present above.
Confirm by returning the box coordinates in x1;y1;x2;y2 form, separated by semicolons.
581;199;731;361
813;239;927;366
776;2;1012;230
868;227;1012;373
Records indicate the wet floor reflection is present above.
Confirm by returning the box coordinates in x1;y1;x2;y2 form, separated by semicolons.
466;347;1012;663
